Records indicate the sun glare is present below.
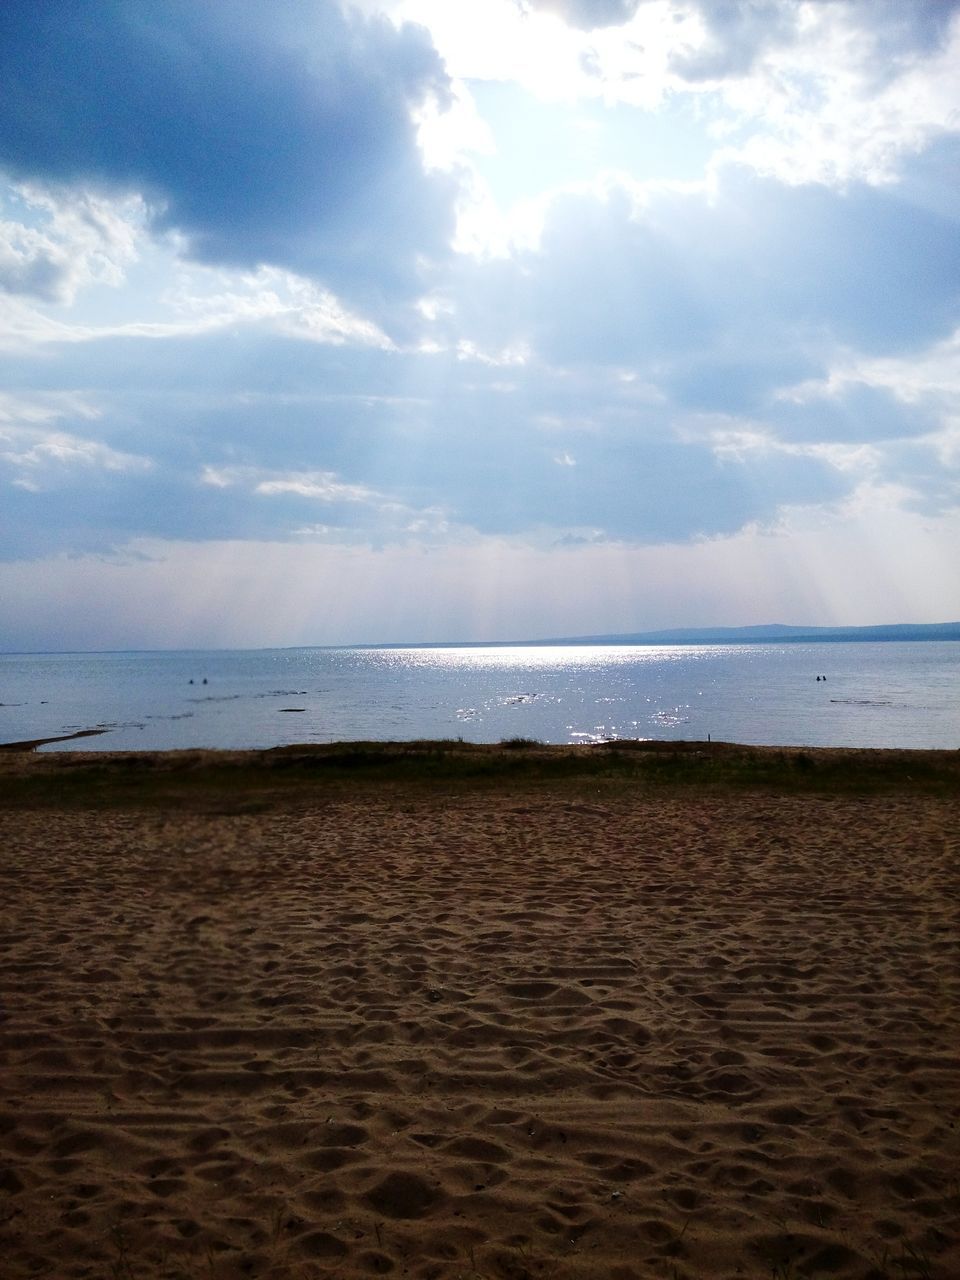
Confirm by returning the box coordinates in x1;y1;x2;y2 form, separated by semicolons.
397;0;589;100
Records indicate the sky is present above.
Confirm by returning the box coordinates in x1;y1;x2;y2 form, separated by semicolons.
1;0;959;649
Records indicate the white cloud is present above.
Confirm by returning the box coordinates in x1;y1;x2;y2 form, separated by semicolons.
387;0;960;200
930;416;960;471
415;80;496;172
0;252;396;351
0;186;145;303
712;8;960;186
201;465;379;505
0;404;153;490
389;0;595;100
777;331;960;481
198;465;451;536
456;338;530;366
370;0;960;280
703;420;883;476
783;328;960;407
162;265;396;348
255;475;379;503
0;391;101;428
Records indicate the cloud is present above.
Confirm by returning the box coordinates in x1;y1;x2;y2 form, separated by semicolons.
0;405;159;558
444;167;960;402
711;4;960;186
0;2;955;638
1;127;954;566
0;0;455;305
0;320;847;559
0;427;151;489
0;187;144;303
0;254;396;353
784;327;960;410
768;326;960;517
0;221;66;300
0;392;152;493
528;0;960;68
510;0;960;190
843;0;960;62
3;497;958;650
524;0;644;29
669;0;800;81
160;266;397;348
201;464;381;506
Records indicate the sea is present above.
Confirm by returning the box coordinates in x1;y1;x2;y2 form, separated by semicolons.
1;642;958;753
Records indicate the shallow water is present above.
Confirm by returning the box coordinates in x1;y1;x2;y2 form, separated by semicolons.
0;641;957;751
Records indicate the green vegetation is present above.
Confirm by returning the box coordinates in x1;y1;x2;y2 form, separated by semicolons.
0;738;958;811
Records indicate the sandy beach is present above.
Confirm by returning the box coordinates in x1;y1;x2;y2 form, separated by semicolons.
1;744;958;1278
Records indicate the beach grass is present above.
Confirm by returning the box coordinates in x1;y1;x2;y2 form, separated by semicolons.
1;738;958;811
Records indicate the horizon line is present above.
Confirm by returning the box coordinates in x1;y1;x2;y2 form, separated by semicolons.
3;619;960;656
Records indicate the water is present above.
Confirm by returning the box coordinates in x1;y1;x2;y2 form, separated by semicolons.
0;643;957;752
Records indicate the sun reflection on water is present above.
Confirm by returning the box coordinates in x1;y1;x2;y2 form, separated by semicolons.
366;644;727;670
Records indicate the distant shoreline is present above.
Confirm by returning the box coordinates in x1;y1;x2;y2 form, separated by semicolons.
2;621;960;655
479;622;960;647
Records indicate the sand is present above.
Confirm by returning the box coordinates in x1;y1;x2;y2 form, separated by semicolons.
0;751;958;1278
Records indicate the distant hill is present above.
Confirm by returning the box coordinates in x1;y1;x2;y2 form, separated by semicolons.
370;621;960;649
529;622;960;645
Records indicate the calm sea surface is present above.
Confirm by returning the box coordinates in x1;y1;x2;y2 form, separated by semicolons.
0;643;958;752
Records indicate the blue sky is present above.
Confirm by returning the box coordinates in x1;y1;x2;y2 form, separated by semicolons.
1;0;958;648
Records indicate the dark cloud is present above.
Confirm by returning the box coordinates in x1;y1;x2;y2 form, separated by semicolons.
524;0;643;28
1;128;956;560
0;256;63;302
671;1;799;82
897;135;960;224
443;167;960;414
843;0;960;57
0;324;855;560
387;383;848;540
674;1;960;83
523;0;795;61
0;0;455;305
769;386;939;447
527;1;960;79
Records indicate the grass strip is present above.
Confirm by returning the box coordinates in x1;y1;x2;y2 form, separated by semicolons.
0;739;958;811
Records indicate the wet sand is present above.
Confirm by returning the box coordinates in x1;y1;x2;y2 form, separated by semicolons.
1;746;958;1278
